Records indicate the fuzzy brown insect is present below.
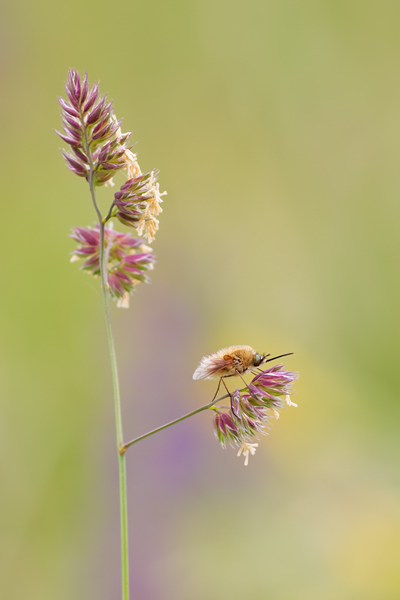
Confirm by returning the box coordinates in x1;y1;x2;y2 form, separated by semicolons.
193;345;268;380
193;345;293;404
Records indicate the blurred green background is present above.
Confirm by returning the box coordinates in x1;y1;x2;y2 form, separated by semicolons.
1;0;400;598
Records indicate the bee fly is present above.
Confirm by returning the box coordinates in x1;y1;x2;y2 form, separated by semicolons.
193;345;293;405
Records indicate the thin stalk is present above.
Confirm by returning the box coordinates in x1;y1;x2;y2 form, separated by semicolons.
98;220;129;600
104;200;116;223
84;127;129;600
121;388;247;452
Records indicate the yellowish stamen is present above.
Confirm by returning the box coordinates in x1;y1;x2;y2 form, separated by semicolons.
237;442;258;466
116;292;130;309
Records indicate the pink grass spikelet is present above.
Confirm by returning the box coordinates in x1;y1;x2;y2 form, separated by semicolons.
56;70;122;181
71;224;155;308
57;69;166;241
114;170;166;243
210;363;298;465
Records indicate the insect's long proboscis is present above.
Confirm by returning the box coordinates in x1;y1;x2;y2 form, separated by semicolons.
264;352;294;363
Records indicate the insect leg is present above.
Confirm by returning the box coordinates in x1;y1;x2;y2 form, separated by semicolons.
221;376;233;399
211;377;224;402
218;376;241;417
235;369;250;389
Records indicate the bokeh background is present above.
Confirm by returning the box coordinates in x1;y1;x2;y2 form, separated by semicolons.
1;0;400;598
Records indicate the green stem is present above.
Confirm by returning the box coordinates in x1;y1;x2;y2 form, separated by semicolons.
84;129;129;600
104;200;116;223
98;220;129;600
120;388;246;452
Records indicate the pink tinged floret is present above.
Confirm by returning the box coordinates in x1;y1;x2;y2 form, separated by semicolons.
213;412;241;448
124;253;153;265
68;69;80;99
114;271;131;284
247;383;265;401
247;384;282;406
231;388;241;416
91;114;111;137
86;97;107;125
65;85;79;108
74;228;99;245
80;73;89;103
208;361;298;463
56;131;80;147
70;224;155;303
236;394;268;422
231;397;269;436
83;85;99;112
58;97;79;117
108;273;124;295
251;365;297;392
61;151;87;177
65;125;82;140
71;147;89;164
58;70;135;182
113;170;165;242
82;256;100;269
75;247;94;255
63;113;81;130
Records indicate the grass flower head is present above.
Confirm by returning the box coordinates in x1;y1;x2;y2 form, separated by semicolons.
71;224;155;307
212;364;298;465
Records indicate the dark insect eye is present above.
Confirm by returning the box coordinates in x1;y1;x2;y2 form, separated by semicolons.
254;353;261;366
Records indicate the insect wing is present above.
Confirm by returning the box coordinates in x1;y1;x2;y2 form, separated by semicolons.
192;354;234;380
